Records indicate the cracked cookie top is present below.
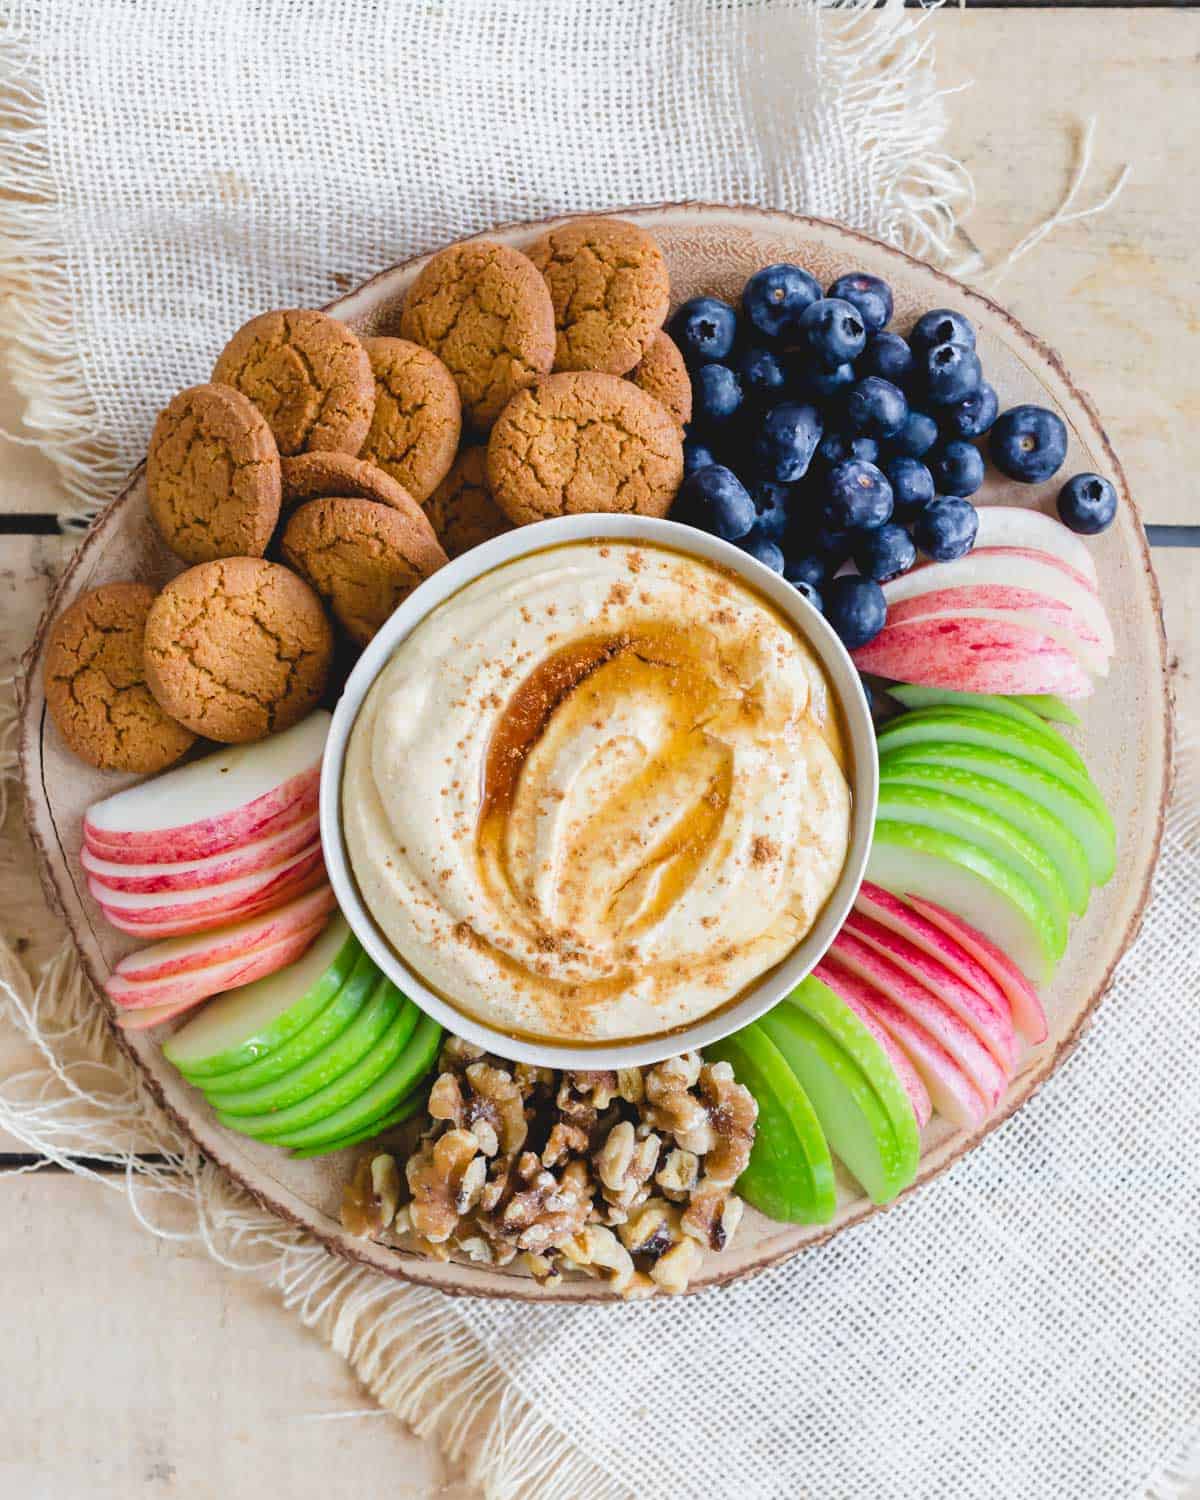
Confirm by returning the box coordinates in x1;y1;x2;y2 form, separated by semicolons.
281;497;448;647
44;582;197;773
212;309;375;457
629;330;692;432
486;372;684;527
143;558;333;743
280;452;421;513
399;242;555;432
528;217;670;376
357;337;461;503
146;383;282;564
422;445;512;560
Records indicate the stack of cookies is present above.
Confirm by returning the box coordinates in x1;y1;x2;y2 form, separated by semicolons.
45;216;688;773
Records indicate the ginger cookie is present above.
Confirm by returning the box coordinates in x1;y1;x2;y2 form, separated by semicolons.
280;452;420;512
423;446;512;559
282;498;447;646
528;217;670;376
44;583;197;773
629;330;692;432
143;559;332;744
486;372;684;527
146;383;281;564
399;241;554;431
212;309;375;457
357;337;461;503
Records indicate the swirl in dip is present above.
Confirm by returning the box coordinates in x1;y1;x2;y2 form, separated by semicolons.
342;541;851;1043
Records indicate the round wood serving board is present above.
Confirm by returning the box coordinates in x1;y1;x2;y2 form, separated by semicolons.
19;206;1170;1301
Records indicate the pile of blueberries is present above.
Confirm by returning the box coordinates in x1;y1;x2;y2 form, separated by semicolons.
668;264;1118;650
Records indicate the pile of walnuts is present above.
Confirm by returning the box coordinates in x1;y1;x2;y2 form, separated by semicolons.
341;1037;757;1298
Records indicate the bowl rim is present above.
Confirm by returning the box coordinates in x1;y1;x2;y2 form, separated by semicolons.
319;512;879;1068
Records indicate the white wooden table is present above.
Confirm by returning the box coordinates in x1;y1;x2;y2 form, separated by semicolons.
2;11;1197;1494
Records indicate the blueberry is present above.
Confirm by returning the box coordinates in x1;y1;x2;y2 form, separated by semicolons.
930;439;985;498
888;410;939;460
942;382;998;440
813;524;855;572
798;297;868;369
1057;472;1117;534
791;579;823;613
884;456;935;519
858;332;915;388
741;263;822;344
827;272;893;335
674;464;755;541
792;359;856;402
738;530;786;573
692;362;743;428
737;346;789;406
923;341;983;407
913;496;979;561
752;402;823;483
783;553;827;591
815;431;879;471
845;377;909;440
669;296;739;365
824;575;887;650
989;403;1069;484
910;307;976;354
853;522;917;583
822;459;893;531
683;436;718;478
748;479;792;543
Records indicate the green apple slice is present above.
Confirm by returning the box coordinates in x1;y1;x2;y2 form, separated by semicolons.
208;974;408;1117
215;984;420;1139
876;782;1071;942
879;740;1114;886
1010;693;1082;726
759;1003;914;1205
287;1087;428;1159
867;820;1060;985
877;757;1090;914
784;975;922;1158
192;944;381;1095
256;1011;444;1151
704;1025;836;1225
165;918;360;1079
886;686;1086;775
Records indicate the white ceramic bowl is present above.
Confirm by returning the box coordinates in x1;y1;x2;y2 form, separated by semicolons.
320;514;878;1069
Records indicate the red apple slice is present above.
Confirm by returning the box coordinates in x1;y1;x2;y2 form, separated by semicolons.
83;711;329;864
812;959;931;1128
841;909;1016;1071
906;895;1048;1044
852;615;1094;698
116;995;209;1031
972;507;1099;587
107;885;336;984
828;932;1007;1106
92;841;324;928
854;882;1010;1018
880;602;1106;679
820;956;988;1130
884;586;1107;676
81;813;320;894
106;919;327;1011
99;866;327;938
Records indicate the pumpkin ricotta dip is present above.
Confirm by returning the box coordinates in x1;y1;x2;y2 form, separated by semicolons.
342;541;851;1043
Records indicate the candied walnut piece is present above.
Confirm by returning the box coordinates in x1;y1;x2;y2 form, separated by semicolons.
618;1198;681;1262
406;1128;484;1242
651;1235;705;1295
439;1036;486;1072
426;1062;527;1157
485;1153;593;1252
698;1061;758;1186
616;1067;644;1104
595;1120;661;1215
655;1146;700;1201
561;1224;636;1294
341;1153;401;1239
681;1180;745;1252
542;1120;589;1168
557;1070;618;1123
643;1052;715;1151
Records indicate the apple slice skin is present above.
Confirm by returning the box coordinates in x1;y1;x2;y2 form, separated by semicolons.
811;960;932;1129
972;506;1100;586
206;974;409;1117
189;943;381;1095
106;921;326;1011
117;993;214;1031
1010;693;1082;726
287;1086;428;1159
89;839;325;918
906;896;1048;1045
885;685;1087;775
852;615;1093;699
877;759;1090;916
255;1011;444;1151
704;1026;837;1226
875;783;1071;946
165;918;359;1078
822;958;989;1130
882;597;1108;679
81;813;321;894
878;740;1113;887
100;866;328;939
